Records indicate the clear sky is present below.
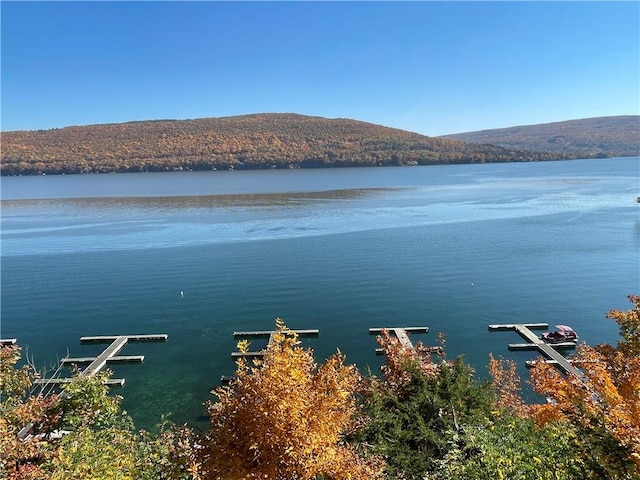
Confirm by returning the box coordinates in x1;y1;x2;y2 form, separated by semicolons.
1;1;638;136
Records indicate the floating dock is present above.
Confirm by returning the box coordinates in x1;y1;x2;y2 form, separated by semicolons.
80;334;168;343
223;328;319;382
369;326;442;355
488;323;586;383
61;355;144;364
34;378;126;387
231;328;319;359
71;334;166;378
19;333;167;440
370;327;428;351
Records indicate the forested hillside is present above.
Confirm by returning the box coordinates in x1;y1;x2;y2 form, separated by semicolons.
1;114;574;176
442;115;639;158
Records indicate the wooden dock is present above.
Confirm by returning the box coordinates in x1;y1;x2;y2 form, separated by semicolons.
231;328;319;359
369;326;441;354
80;334;168;343
61;355;144;364
34;378;126;387
488;323;586;383
232;329;319;337
71;335;165;378
223;328;320;383
18;333;167;440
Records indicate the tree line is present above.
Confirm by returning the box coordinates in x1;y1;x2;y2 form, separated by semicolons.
1;114;580;176
443;115;640;158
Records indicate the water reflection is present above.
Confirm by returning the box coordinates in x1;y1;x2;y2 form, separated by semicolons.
1;188;395;212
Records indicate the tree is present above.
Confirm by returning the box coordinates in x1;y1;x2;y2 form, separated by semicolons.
0;344;199;480
355;330;495;479
45;420;201;480
201;318;383;480
487;353;527;416
427;415;581;480
1;345;60;479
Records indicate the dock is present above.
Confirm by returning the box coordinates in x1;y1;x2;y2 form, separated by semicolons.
18;333;167;440
1;338;18;345
61;355;144;364
369;326;442;355
232;329;319;337
72;335;166;378
231;328;319;359
34;378;126;387
488;323;586;383
80;334;168;343
223;328;319;382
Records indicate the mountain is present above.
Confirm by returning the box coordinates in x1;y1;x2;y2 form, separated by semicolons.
1;113;577;176
441;115;639;158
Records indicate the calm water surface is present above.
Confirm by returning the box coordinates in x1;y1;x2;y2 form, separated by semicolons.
1;158;638;430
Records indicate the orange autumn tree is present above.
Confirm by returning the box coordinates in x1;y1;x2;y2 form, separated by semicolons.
487;353;527;417
529;295;640;477
374;328;443;393
201;318;383;480
0;344;62;480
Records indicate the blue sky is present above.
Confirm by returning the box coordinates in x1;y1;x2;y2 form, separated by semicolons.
1;1;638;135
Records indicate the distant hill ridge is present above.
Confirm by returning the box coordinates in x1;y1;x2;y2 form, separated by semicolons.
442;115;639;158
1;113;635;176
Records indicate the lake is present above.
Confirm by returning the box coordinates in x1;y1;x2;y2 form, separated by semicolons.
1;157;638;430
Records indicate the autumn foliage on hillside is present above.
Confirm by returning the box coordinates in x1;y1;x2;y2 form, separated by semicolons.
443;115;640;157
1;113;572;175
